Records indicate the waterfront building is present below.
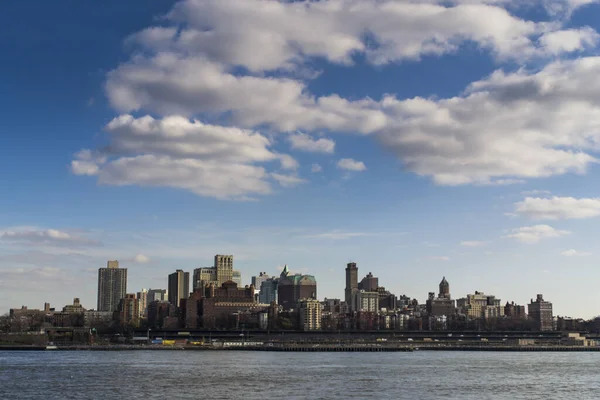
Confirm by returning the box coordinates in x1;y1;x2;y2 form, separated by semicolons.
185;281;260;329
193;267;217;290
456;291;502;320
505;301;527;319
168;269;190;308
259;278;278;304
252;272;270;293
528;294;553;331
277;265;317;310
377;287;398;311
358;272;379;292
97;260;127;312
232;269;242;287
355;290;379;312
147;288;167;303
62;298;85;314
299;298;322;331
147;300;173;328
119;294;139;326
136;289;148;318
345;263;358;312
215;254;234;286
83;310;113;327
426;277;456;317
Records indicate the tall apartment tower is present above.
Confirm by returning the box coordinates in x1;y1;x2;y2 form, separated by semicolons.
215;254;233;285
345;262;358;312
97;260;127;312
168;269;190;308
528;294;553;331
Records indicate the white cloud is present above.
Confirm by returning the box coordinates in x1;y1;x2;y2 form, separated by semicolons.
539;27;599;55
505;224;571;244
0;228;100;247
71;115;300;200
514;196;600;220
270;173;308;188
126;0;588;74
337;158;367;172
288;133;335;154
460;240;488;247
311;163;323;173
377;57;600;185
561;249;592;256
133;254;151;264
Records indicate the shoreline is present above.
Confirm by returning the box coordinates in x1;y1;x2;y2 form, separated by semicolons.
2;344;600;352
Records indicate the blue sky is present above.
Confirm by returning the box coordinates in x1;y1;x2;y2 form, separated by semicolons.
2;0;600;318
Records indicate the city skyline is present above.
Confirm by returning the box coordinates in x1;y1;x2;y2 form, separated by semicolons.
3;0;600;318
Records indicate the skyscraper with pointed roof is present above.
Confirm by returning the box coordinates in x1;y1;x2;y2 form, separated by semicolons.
439;276;450;298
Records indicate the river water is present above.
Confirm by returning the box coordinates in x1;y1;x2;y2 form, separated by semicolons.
1;350;599;399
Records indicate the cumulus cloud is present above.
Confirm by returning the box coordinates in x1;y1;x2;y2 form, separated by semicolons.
460;240;488;247
126;0;590;74
288;133;335;154
0;228;100;247
505;224;570;243
71;115;301;200
539;27;599;54
337;158;367;171
561;249;592;256
311;163;323;173
514;196;600;220
377;57;600;185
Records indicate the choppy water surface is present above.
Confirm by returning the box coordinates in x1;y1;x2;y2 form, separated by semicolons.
1;351;599;399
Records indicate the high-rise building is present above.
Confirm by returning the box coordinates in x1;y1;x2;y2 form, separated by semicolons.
97;260;127;312
528;294;553;331
147;289;167;303
299;298;322;331
215;254;233;285
439;277;450;298
252;272;270;293
136;289;148;318
278;265;317;310
456;291;502;320
119;294;139;326
193;267;217;289
168;270;190;308
358;272;378;292
426;277;456;317
355;290;379;312
259;278;279;304
505;301;527;319
232;269;242;287
345;262;358;312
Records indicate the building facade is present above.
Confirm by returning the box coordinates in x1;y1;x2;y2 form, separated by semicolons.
259;278;278;304
97;260;127;312
168;270;190;308
252;272;270;293
426;277;456;317
147;289;167;303
193;267;217;290
119;294;139;326
215;254;233;286
358;272;379;292
278;265;317;310
456;291;502;320
528;294;553;331
345;263;358;312
232;270;242;287
505;301;527;319
299;298;322;331
355;290;379;312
